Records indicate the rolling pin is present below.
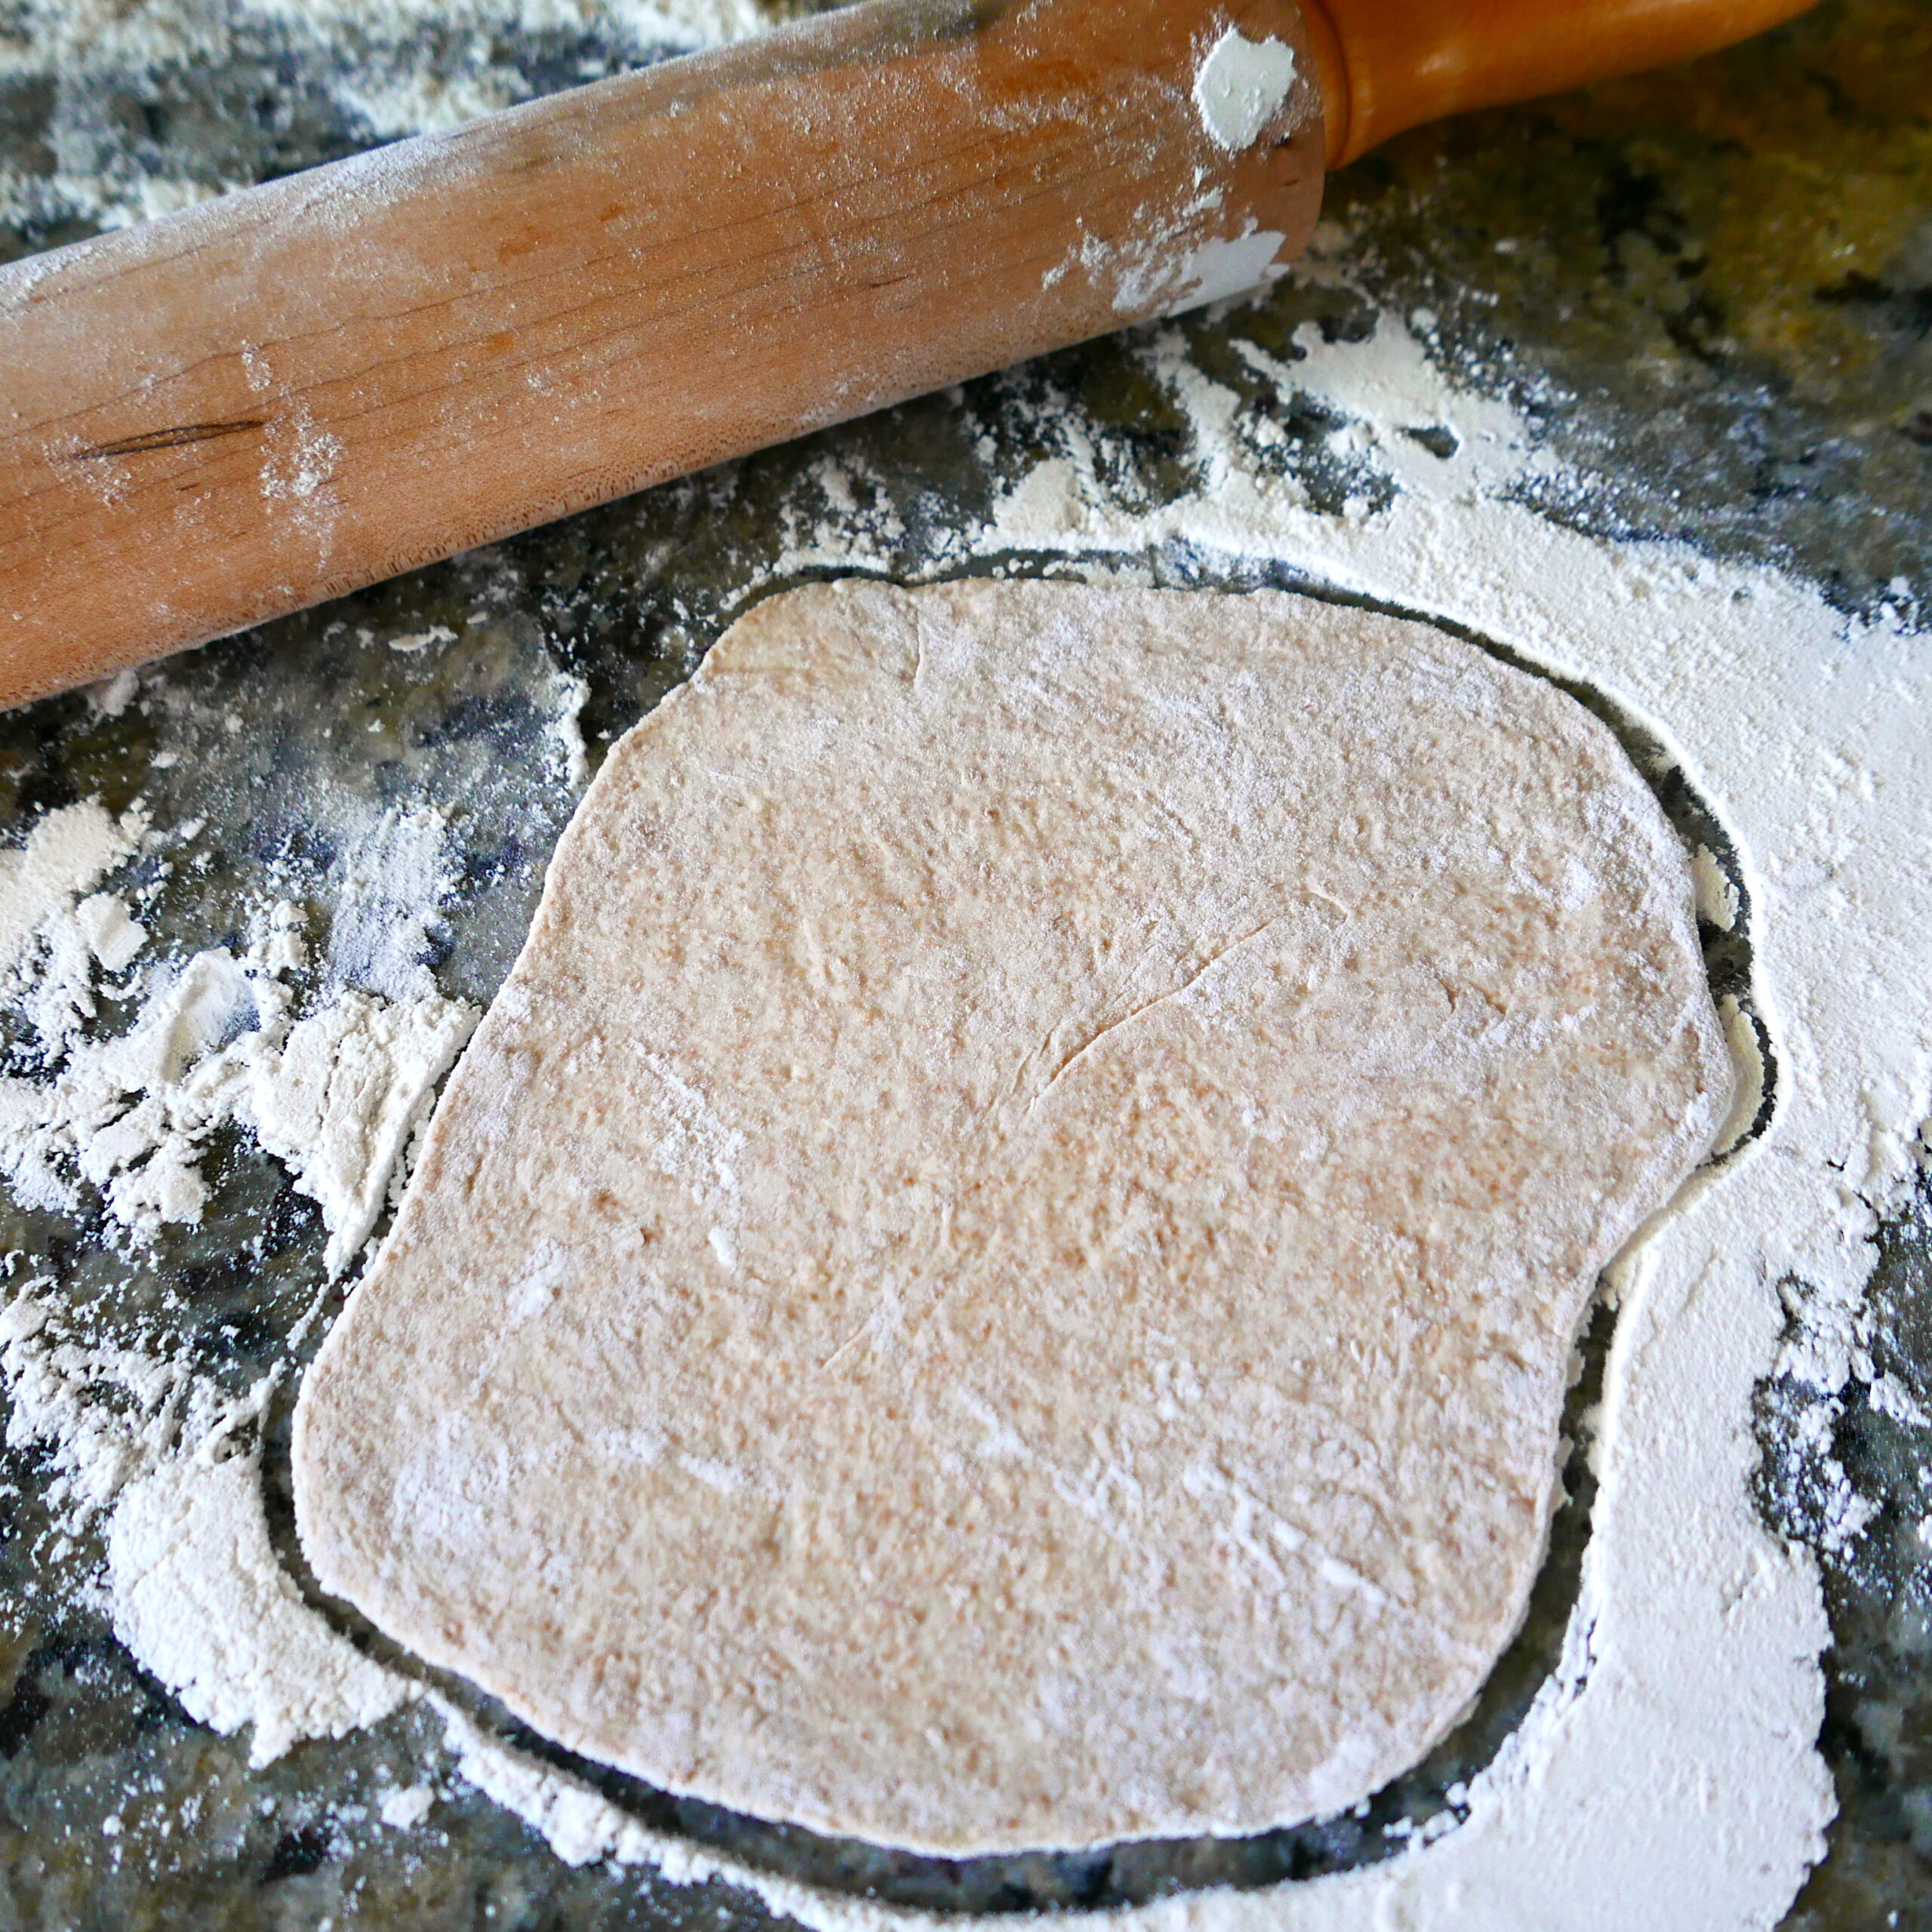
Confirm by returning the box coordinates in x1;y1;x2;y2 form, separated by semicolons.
0;0;1814;710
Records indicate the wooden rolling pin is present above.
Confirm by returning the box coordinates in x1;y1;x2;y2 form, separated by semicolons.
0;0;1814;709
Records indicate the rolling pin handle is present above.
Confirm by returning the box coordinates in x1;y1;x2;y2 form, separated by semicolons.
1300;0;1821;165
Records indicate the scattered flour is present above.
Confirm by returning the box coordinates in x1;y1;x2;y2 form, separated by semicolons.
1;1287;188;1551
0;801;148;1066
88;668;142;720
0;1289;415;1761
0;793;469;1770
326;804;458;1003
0;812;475;1274
0;252;1873;1932
435;1700;654;1869
200;262;1925;1927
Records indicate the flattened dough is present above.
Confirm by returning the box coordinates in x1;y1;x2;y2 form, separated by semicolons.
294;581;1732;1855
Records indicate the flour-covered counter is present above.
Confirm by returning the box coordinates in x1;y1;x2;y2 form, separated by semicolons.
0;0;1924;1926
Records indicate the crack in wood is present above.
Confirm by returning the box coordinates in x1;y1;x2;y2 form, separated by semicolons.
71;417;266;460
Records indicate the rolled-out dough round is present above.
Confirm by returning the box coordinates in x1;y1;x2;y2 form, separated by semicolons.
294;580;1732;1855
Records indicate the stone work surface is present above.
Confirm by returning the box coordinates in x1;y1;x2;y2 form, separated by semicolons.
0;0;1925;1925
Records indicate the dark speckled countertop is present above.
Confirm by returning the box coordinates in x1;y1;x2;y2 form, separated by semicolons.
0;0;1927;1925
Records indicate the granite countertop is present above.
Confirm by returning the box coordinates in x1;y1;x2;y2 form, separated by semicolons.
0;0;1926;1924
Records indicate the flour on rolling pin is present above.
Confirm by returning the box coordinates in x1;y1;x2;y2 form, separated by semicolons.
1193;26;1302;152
1161;26;1312;312
1066;25;1311;321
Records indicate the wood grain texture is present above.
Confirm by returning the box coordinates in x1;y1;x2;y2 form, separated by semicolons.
0;0;1323;709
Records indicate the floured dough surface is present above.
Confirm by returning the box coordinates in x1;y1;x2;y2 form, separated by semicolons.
293;581;1730;1856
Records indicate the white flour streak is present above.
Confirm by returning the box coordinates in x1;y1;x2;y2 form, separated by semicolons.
251;988;476;1277
552;672;592;790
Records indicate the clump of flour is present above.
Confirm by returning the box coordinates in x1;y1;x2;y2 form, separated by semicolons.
1192;27;1299;154
0;799;473;1276
1;1286;414;1762
0;798;149;1056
